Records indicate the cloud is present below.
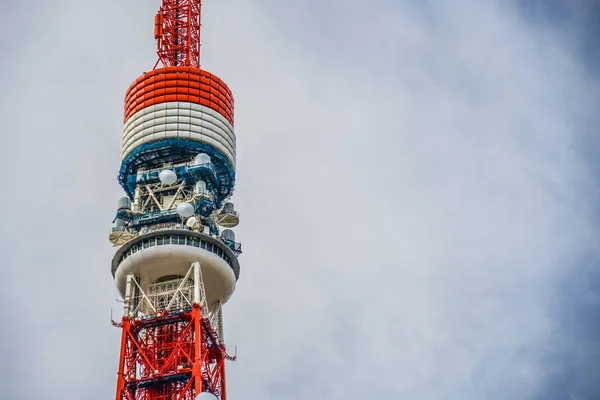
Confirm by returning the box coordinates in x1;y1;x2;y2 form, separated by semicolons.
0;0;598;399
510;2;600;398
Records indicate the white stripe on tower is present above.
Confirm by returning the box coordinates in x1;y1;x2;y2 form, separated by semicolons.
120;102;237;169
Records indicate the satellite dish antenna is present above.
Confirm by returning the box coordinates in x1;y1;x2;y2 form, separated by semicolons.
176;202;194;218
196;392;218;400
186;216;198;228
159;169;177;185
217;202;239;227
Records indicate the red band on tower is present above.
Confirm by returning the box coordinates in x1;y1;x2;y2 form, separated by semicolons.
124;66;234;125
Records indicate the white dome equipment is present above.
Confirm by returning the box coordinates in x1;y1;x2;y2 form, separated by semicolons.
193;153;211;165
158;169;177;185
117;197;132;210
176;202;195;218
196;392;218;400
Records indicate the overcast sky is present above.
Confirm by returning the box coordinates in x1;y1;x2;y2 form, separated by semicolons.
1;0;600;399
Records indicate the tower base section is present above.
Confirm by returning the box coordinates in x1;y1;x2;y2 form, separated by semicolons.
115;304;229;400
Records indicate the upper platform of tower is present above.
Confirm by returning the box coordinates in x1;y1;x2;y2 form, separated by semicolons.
118;65;236;207
119;0;236;203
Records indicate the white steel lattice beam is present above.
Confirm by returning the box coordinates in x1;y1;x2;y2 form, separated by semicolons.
165;265;195;311
209;301;224;341
164;185;184;209
145;184;163;210
129;277;157;316
193;261;210;314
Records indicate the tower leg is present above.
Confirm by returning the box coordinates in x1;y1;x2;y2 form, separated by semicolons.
115;317;130;400
192;304;204;395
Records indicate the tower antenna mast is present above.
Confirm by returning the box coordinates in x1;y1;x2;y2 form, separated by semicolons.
154;0;202;68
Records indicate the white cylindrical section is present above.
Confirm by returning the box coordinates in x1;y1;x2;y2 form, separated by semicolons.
222;229;235;242
193;261;201;304
121;102;236;169
223;202;235;213
195;180;207;193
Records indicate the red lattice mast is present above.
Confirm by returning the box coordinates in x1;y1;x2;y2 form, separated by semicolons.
154;0;202;68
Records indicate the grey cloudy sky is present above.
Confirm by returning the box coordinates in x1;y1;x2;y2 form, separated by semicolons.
1;0;600;399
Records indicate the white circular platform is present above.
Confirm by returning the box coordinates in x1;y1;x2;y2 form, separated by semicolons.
112;232;238;307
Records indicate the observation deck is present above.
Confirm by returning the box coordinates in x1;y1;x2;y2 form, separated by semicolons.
112;226;240;307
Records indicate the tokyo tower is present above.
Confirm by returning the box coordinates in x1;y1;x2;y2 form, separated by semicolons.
108;1;240;399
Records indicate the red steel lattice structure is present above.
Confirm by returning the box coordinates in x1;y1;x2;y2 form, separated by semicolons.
114;305;230;400
111;0;240;399
154;0;202;68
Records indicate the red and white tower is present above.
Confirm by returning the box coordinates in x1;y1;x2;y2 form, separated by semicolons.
109;2;240;399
